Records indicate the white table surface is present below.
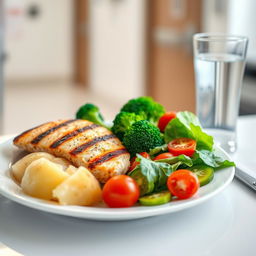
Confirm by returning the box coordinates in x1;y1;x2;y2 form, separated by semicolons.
0;116;256;256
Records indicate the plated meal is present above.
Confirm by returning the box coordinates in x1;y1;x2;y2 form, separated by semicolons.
10;96;235;209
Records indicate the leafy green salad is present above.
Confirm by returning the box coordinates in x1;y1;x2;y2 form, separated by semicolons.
76;96;235;207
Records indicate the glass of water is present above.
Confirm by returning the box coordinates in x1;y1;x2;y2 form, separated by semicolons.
193;33;248;153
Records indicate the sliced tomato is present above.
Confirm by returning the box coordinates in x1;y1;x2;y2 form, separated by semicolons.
167;169;199;199
168;138;196;157
153;152;173;161
158;111;177;132
129;152;150;172
102;175;140;208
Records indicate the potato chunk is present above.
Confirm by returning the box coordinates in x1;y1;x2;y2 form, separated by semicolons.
12;152;55;183
52;157;71;169
65;165;77;175
21;158;69;200
53;167;102;206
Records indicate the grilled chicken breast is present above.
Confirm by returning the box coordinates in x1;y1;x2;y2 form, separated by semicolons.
13;119;130;183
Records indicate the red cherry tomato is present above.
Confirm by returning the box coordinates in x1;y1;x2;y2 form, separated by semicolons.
167;169;199;199
168;138;196;157
153;152;173;160
129;152;150;172
158;112;177;132
102;175;140;208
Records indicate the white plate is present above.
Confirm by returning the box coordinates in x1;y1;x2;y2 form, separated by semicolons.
0;137;235;221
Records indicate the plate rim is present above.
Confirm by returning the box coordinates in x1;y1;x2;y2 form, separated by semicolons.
0;136;235;220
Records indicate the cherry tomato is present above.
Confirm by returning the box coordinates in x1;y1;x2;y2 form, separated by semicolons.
158;112;177;132
167;169;199;199
102;175;140;208
168;138;196;157
153;152;173;160
129;152;150;172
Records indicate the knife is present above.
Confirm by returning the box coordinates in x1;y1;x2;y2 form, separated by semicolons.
235;163;256;191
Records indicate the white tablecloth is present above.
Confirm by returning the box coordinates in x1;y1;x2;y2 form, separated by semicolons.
0;116;256;256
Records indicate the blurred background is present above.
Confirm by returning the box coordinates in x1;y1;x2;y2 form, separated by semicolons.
1;0;256;134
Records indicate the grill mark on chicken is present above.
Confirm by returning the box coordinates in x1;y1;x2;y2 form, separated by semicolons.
88;148;128;169
13;122;50;143
50;123;100;149
31;120;76;145
70;134;116;156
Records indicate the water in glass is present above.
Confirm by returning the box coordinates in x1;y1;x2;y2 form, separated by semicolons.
194;53;246;152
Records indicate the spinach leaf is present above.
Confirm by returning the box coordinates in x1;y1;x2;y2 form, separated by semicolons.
135;154;172;194
193;150;235;170
164;111;213;151
129;154;193;196
149;144;168;156
155;154;193;167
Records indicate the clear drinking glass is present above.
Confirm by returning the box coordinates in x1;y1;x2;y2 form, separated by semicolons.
193;33;248;153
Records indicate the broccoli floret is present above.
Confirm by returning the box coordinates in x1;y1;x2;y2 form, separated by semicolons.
123;120;164;156
76;103;110;129
121;96;165;124
112;112;145;141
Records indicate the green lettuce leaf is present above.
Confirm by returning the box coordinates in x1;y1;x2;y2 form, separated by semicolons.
164;111;214;151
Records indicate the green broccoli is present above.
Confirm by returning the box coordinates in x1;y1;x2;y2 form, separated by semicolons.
120;96;165;124
123;120;164;156
76;103;110;129
111;112;145;141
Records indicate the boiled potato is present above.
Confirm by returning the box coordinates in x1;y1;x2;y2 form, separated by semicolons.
52;157;71;169
66;165;78;175
53;167;102;206
12;152;55;183
21;158;69;200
